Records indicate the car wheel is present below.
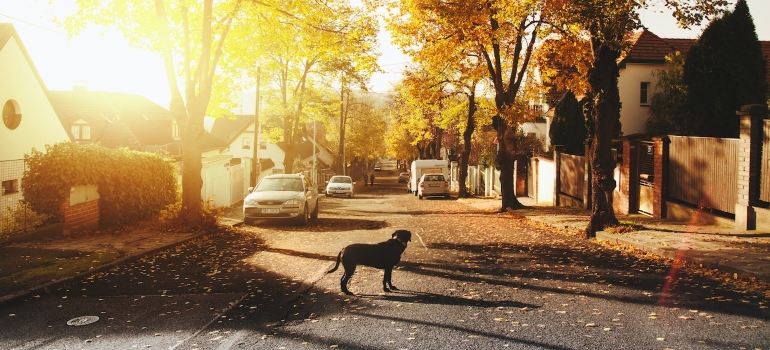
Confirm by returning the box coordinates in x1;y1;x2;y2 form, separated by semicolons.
445;194;450;199
244;218;255;226
310;200;319;219
296;205;309;225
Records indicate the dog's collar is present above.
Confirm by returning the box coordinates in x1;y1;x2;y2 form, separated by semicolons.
395;238;408;247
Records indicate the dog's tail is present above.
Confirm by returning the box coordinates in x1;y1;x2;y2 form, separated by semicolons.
326;251;342;274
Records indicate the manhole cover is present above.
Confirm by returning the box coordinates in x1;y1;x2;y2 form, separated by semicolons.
66;316;99;326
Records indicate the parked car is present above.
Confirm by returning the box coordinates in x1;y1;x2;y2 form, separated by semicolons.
374;164;381;171
417;173;450;199
243;173;319;225
398;172;410;184
325;175;355;198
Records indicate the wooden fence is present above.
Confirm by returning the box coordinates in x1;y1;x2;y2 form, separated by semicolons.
761;119;770;203
559;153;585;200
668;136;739;215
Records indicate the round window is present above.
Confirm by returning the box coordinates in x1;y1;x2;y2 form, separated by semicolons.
3;100;21;130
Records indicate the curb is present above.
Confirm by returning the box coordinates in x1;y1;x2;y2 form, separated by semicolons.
0;231;209;307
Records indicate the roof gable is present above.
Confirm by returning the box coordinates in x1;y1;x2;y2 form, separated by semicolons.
0;23;50;94
209;115;253;144
621;29;683;64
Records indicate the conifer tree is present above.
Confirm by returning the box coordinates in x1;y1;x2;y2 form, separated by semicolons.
549;91;587;155
683;0;767;137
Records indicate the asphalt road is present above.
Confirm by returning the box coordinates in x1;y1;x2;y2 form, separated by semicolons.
1;170;769;349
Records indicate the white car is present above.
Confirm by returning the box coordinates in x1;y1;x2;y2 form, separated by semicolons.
417;173;450;199
325;175;355;198
242;173;319;225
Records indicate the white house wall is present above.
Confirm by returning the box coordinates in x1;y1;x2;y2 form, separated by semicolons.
0;36;69;161
618;63;660;136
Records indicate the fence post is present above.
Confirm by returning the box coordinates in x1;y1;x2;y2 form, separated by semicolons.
652;136;669;219
531;157;540;203
583;139;592;210
553;145;564;207
735;104;768;230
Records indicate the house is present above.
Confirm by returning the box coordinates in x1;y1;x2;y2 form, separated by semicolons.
0;23;70;207
208;115;334;183
208;114;283;178
0;24;70;161
618;29;770;136
537;29;770;140
47;88;184;157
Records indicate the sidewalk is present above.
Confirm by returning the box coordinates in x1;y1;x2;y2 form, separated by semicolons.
0;226;205;305
504;197;770;282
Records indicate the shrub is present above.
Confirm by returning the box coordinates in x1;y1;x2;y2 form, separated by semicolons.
23;143;178;227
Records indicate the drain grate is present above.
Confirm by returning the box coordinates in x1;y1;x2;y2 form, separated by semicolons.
66;316;99;326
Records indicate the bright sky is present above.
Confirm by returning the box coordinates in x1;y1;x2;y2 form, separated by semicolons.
1;0;768;108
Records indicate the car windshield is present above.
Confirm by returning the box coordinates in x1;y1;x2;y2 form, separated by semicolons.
424;175;444;181
255;178;303;192
330;177;352;184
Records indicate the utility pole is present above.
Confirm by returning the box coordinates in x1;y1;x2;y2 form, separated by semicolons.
251;67;261;187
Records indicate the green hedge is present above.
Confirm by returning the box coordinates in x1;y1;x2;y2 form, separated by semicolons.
23;143;178;227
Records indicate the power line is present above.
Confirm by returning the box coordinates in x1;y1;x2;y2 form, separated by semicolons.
0;13;66;36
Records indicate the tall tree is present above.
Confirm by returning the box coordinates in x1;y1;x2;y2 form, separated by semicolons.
385;0;551;211
683;0;767;138
64;0;256;226
552;0;726;237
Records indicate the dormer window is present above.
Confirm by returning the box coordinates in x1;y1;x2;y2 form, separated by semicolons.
71;119;91;140
3;100;21;130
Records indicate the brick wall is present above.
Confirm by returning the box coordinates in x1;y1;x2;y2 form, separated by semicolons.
60;198;100;236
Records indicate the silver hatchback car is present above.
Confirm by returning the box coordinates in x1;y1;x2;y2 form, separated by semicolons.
417;173;450;199
243;173;319;225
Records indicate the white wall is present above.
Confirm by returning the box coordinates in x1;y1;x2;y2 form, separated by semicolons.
536;157;555;205
201;155;232;208
618;63;660;136
0;36;70;161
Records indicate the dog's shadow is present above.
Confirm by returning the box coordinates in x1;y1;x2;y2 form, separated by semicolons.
352;290;539;309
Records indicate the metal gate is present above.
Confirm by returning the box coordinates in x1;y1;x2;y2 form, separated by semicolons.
638;141;655;215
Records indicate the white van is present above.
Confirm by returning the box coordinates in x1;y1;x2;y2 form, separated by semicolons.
409;159;449;195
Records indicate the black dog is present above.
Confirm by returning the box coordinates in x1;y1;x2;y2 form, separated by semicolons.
327;230;412;295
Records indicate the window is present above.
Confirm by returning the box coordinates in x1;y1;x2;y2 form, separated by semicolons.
71;119;91;140
260;140;267;150
242;137;252;149
2;179;18;195
3;100;21;130
640;82;650;105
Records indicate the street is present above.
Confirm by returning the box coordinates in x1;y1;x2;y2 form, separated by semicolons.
1;170;769;349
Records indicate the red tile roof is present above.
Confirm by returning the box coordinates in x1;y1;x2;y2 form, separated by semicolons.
621;29;770;88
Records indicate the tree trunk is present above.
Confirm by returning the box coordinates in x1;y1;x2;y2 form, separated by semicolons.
179;100;204;226
458;92;476;198
584;41;621;238
493;115;523;211
336;78;347;174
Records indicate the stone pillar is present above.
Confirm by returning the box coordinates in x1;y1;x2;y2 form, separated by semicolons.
553;145;564;207
652;136;669;219
735;104;768;230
